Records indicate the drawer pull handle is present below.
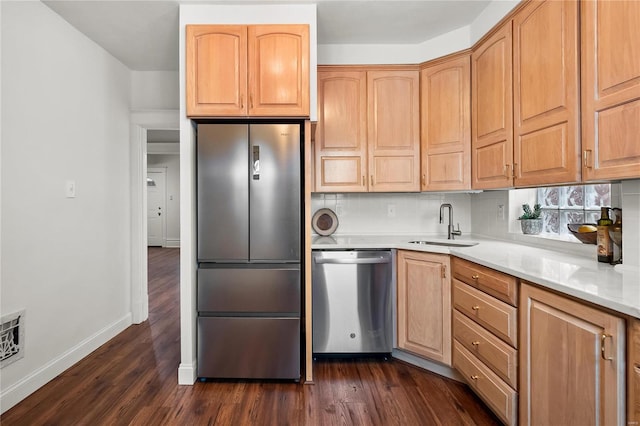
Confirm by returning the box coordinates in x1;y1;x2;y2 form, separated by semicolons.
471;341;480;346
470;375;479;380
471;305;480;311
471;274;479;280
601;333;613;361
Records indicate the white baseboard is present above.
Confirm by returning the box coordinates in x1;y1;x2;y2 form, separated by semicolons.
0;313;132;414
165;239;180;248
392;349;463;382
178;360;196;385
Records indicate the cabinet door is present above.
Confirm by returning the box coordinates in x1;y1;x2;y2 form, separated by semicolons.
186;25;247;117
519;282;625;426
248;25;309;117
315;70;368;192
513;0;580;187
397;250;451;365
472;22;513;189
421;55;471;191
368;70;421;192
581;0;640;181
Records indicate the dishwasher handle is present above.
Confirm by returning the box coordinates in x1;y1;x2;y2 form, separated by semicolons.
314;256;390;265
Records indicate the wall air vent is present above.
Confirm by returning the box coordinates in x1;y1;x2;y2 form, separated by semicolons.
1;309;25;368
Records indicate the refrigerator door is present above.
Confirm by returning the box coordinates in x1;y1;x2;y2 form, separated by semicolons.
197;266;301;314
249;124;301;262
197;124;249;262
197;316;300;379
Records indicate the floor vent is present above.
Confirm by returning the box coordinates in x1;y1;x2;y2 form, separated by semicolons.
1;310;25;368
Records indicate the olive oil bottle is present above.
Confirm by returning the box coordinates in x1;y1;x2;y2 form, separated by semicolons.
597;207;613;263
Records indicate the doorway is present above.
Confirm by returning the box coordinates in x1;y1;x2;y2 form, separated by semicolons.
130;110;180;324
147;168;167;246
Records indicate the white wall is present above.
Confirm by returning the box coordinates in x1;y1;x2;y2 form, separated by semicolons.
131;71;179;110
318;26;470;65
147;153;180;247
312;193;472;238
0;1;132;412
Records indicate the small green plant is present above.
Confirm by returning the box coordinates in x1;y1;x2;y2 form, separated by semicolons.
518;203;542;220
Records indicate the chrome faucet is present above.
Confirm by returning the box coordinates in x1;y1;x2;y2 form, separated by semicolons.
440;203;462;240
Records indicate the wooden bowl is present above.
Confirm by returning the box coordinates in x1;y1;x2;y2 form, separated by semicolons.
567;223;597;244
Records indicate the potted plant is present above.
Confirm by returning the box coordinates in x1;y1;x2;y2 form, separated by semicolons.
518;203;543;235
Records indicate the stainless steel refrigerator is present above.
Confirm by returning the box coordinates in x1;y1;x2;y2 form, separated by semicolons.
196;122;302;380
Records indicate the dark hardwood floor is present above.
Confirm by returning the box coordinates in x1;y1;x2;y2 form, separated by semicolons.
1;247;500;425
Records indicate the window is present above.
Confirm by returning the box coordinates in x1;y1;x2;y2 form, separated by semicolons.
537;184;612;238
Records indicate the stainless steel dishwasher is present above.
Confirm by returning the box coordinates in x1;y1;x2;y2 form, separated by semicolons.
312;250;392;354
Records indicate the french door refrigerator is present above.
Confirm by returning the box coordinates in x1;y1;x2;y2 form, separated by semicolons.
196;122;302;380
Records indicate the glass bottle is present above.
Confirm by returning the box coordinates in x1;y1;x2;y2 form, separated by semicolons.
609;208;622;264
597;207;613;263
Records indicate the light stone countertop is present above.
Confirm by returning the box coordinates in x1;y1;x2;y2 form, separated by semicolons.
311;234;640;319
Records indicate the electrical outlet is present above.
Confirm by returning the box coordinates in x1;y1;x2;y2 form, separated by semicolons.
65;180;76;198
335;204;343;216
387;204;396;218
497;204;505;220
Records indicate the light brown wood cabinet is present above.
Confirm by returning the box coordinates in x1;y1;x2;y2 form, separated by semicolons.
628;317;640;424
519;282;625;426
471;21;514;190
581;0;640;181
315;70;367;192
452;257;519;425
186;24;309;117
315;67;420;192
397;250;451;365
420;54;471;191
512;0;581;187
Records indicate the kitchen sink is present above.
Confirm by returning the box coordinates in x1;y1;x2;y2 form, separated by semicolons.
408;240;478;247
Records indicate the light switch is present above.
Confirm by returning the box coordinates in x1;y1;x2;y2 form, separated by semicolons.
65;180;76;198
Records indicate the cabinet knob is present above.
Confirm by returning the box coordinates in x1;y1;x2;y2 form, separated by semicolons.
471;305;480;311
470;375;479;380
471;274;479;280
471;341;480;346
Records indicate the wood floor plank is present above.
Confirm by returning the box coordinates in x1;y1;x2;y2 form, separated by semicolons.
1;247;500;425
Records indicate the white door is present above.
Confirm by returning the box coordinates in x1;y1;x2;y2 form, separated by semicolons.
147;168;166;246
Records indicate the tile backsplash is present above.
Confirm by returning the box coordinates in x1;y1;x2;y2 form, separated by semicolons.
311;192;472;238
311;179;639;267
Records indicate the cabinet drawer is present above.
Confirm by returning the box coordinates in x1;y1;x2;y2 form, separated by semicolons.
453;279;517;347
452;257;517;306
454;340;517;425
453;310;517;389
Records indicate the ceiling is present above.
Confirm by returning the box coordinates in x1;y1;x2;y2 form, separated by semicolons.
43;0;491;71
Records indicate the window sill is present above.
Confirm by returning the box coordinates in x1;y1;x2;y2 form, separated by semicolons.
508;232;596;258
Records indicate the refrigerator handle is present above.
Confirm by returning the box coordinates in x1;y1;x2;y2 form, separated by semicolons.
252;145;260;180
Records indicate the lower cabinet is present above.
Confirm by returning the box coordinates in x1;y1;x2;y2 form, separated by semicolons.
628;318;640;424
519;281;625;426
396;250;451;365
452;257;519;425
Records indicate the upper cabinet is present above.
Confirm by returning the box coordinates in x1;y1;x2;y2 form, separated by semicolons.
472;22;514;190
473;0;585;190
314;67;420;192
186;24;309;118
420;54;471;191
581;0;640;181
368;70;421;192
315;70;368;192
513;0;580;187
